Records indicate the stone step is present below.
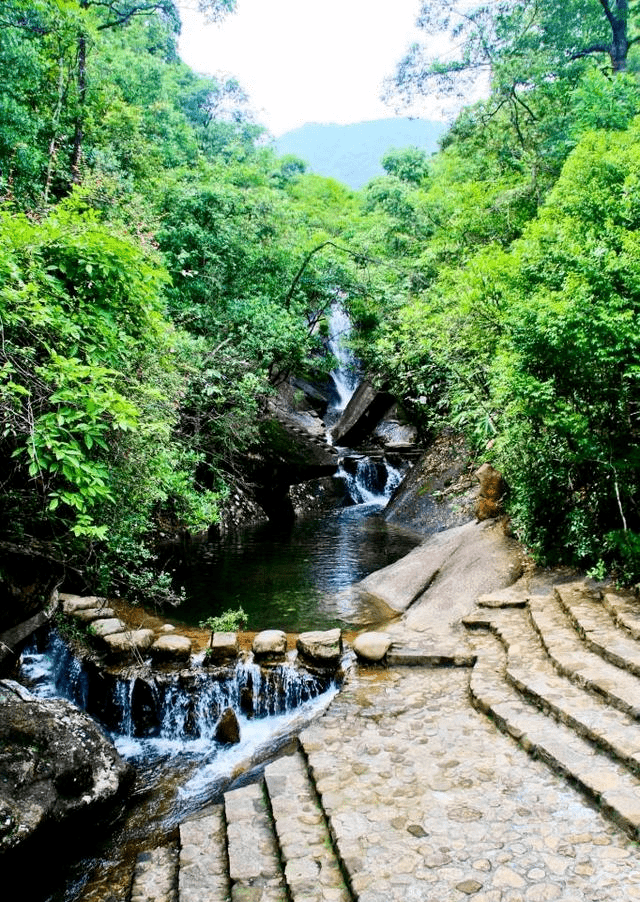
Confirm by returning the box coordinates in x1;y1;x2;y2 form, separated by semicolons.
131;844;179;902
528;593;640;719
555;582;640;677
264;748;352;902
179;806;229;902
468;630;640;838
464;606;640;776
603;588;640;640
224;781;287;902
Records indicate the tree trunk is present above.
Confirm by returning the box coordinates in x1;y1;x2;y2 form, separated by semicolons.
70;31;86;184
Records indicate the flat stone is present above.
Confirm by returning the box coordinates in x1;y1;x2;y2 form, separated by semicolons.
297;629;342;667
60;593;108;614
253;630;287;659
103;629;155;656
89;618;126;638
206;632;238;665
353;632;392;663
456;879;483;894
71;606;115;622
150;634;192;662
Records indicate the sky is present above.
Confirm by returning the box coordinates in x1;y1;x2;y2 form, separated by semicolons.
177;0;439;136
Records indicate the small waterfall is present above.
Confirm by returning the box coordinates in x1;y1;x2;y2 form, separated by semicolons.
338;456;403;507
19;627;335;759
327;302;359;416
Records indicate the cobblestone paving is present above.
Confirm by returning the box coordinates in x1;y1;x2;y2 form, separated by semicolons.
301;666;640;902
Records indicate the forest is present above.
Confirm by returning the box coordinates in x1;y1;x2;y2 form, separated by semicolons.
1;0;640;602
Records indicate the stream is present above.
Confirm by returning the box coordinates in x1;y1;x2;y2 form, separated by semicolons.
17;302;421;901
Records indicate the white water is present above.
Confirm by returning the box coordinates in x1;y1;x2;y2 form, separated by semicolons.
19;630;340;804
327;302;359;415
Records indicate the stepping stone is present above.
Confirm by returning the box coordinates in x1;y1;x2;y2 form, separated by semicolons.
103;629;155;657
353;632;391;663
264;749;351;902
151;634;193;663
60;593;108;614
224;782;287;902
89;617;126;637
179;807;229;902
71;606;116;622
131;844;178;902
253;630;287;660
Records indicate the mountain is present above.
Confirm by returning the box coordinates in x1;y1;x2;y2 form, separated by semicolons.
273;118;447;190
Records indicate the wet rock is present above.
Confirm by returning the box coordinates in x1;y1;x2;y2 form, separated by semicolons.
206;632;239;665
330;380;395;447
150;634;192;663
0;679;133;860
102;629;155;658
353;632;392;663
253;630;287;660
297;629;342;668
215;707;241;744
475;462;506;521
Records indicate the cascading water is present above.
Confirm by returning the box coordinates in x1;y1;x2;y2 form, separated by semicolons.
326;301;406;509
19;626;338;799
326;301;359;426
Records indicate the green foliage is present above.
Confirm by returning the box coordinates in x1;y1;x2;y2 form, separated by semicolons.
200;606;247;637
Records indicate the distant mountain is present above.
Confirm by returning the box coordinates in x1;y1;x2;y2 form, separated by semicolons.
274;118;447;190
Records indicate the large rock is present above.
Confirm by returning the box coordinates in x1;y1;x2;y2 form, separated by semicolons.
0;680;133;861
384;430;477;537
330;380;395;447
102;629;155;658
363;520;523;643
296;629;342;668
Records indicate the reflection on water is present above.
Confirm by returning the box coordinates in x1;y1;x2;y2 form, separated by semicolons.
179;503;421;633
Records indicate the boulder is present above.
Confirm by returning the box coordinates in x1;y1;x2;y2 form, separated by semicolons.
0;680;133;860
89;618;126;638
353;632;392;663
206;632;239;665
252;630;287;660
60;594;108;614
214;707;241;744
330;380;395;447
150;634;192;664
102;629;155;658
296;629;342;668
474;463;506;521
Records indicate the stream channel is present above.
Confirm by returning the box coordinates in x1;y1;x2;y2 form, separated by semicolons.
17;304;422;901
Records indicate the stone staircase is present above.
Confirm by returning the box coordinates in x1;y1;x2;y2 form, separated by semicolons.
112;580;640;901
129;746;352;902
464;581;640;835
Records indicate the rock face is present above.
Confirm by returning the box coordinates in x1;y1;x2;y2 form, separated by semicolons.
474;463;506;521
330;380;395;447
0;679;133;861
384;430;477;537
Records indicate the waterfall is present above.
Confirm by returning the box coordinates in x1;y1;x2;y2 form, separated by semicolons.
19;627;337;763
327;302;359;416
325;302;406;509
338;456;403;507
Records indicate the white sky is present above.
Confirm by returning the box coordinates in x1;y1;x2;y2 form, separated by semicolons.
177;0;440;136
